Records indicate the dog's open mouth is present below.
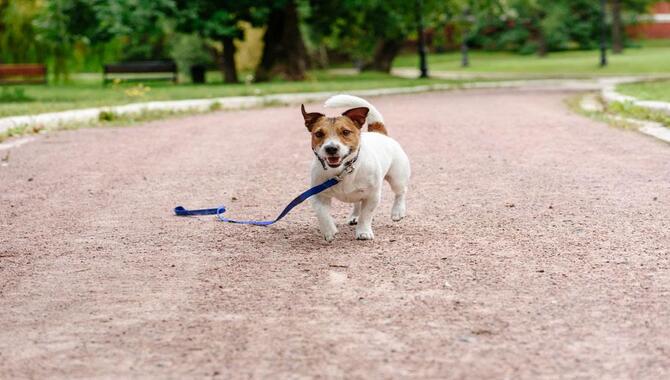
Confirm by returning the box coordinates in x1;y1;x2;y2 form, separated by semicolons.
326;156;342;167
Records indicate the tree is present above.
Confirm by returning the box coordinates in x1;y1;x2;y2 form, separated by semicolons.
176;1;235;83
0;0;43;64
254;0;308;81
94;0;175;60
611;0;624;53
467;0;603;54
175;0;268;83
34;0;174;81
34;0;83;81
308;0;451;73
442;0;506;66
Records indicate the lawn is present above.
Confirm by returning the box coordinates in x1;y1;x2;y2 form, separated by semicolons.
394;41;670;76
0;71;456;118
616;80;670;102
4;42;669;119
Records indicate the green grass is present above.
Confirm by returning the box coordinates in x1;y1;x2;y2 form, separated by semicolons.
606;100;670;127
0;71;456;118
394;42;670;76
616;80;670;102
571;93;669;133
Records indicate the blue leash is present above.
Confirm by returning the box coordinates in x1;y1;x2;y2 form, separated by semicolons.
174;158;360;226
175;152;358;226
174;177;339;226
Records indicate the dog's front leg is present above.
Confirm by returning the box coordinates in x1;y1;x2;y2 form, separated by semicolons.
355;190;381;240
312;195;338;242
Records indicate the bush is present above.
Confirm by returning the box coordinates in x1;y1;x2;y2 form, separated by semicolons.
0;87;33;103
169;33;214;75
467;0;603;54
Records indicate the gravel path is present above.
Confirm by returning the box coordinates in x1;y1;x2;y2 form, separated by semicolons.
1;89;669;379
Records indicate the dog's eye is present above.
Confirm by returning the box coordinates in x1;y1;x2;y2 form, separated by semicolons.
314;131;324;138
342;129;351;136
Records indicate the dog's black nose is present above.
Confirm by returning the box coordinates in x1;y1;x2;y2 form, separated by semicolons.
325;146;339;155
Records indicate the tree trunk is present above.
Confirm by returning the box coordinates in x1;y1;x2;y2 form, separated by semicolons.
255;1;307;82
461;37;469;67
529;11;548;57
611;0;624;54
361;39;403;73
536;30;548;57
222;36;239;84
54;49;68;83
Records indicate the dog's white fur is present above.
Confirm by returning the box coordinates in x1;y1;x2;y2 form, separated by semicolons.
311;95;410;241
325;94;385;124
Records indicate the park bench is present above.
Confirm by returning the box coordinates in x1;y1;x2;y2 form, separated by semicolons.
0;64;47;85
103;61;178;84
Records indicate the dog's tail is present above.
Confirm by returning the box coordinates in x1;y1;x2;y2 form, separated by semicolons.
324;94;388;135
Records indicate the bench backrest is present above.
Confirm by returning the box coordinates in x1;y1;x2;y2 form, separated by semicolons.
103;61;177;84
104;61;177;74
0;64;47;84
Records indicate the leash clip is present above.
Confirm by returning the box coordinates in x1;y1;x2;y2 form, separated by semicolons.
335;163;355;181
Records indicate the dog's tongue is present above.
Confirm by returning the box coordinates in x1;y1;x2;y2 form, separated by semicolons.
327;157;341;164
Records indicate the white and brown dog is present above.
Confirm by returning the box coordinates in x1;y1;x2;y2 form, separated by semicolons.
301;95;410;241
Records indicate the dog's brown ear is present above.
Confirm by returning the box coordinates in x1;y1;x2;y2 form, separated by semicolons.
342;107;369;129
301;104;324;131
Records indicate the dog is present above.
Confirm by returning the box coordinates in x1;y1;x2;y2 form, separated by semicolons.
301;95;410;241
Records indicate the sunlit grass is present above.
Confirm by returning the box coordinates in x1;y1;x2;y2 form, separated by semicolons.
0;71;457;118
617;80;670;102
395;42;670;76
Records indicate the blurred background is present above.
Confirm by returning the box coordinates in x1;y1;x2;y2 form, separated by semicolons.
0;0;669;118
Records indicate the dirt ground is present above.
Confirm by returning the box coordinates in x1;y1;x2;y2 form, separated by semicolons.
1;89;669;379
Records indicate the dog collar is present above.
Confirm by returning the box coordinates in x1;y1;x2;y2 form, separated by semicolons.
335;149;359;180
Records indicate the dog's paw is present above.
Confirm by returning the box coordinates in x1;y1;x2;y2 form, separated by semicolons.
347;216;358;225
391;204;406;222
355;229;374;240
323;227;338;242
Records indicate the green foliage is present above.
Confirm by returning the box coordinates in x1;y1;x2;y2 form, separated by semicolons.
620;0;657;13
0;87;32;102
168;33;213;72
467;0;603;54
0;0;44;63
0;0;664;85
174;0;266;41
98;110;117;121
90;0;176;60
308;0;451;65
33;0;104;80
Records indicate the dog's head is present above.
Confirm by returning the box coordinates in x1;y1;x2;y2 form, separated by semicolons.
301;104;368;169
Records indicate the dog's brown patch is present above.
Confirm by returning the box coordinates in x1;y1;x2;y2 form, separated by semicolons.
367;122;388;135
342;107;369;128
301;104;325;132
